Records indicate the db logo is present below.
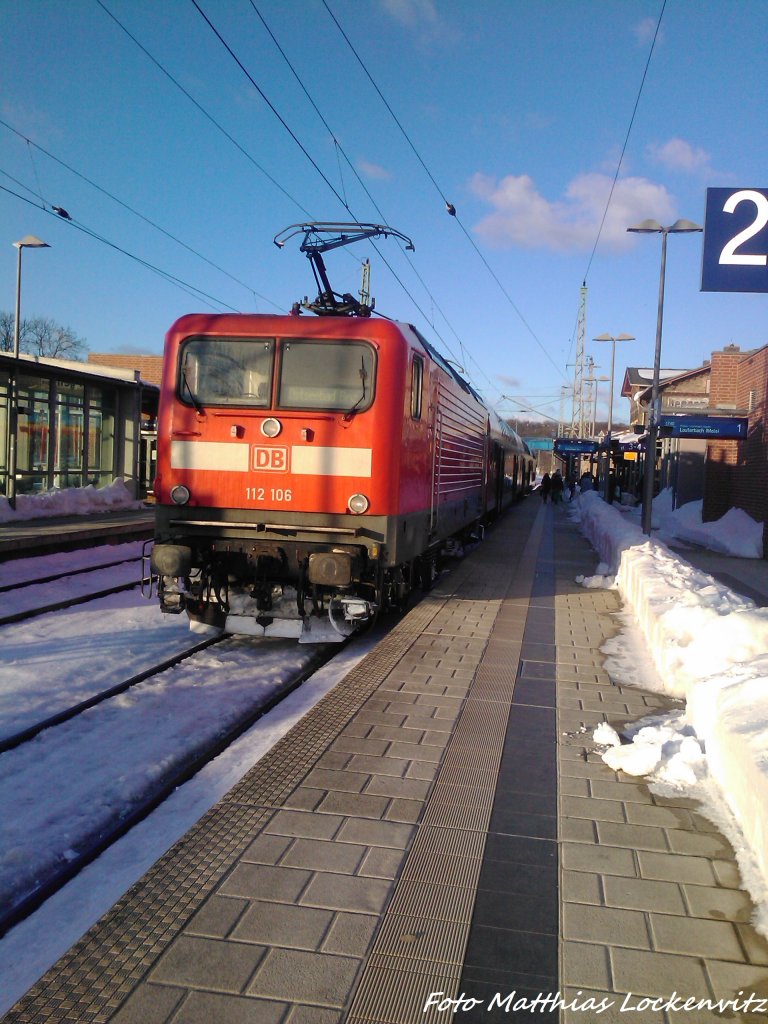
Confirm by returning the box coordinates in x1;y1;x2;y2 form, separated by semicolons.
252;446;289;472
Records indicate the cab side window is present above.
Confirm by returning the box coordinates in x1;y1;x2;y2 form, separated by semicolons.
411;355;424;419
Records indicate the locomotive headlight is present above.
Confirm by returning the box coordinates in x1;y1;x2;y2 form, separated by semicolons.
261;417;282;438
170;484;190;505
347;493;369;514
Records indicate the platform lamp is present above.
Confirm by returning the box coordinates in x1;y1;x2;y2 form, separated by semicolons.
8;235;50;509
593;333;635;501
626;219;702;535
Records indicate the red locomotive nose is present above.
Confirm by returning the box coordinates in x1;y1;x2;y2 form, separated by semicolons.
151;312;534;641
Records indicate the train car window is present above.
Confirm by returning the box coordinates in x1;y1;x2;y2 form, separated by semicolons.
178;338;275;407
277;340;375;412
410;326;479;399
411;355;423;419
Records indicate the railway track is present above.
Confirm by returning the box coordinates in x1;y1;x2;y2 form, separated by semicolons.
0;554;142;595
0;634;223;754
0;557;146;627
0;636;340;938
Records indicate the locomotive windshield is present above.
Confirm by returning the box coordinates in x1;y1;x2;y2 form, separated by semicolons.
178;336;375;412
277;340;375;411
179;338;275;407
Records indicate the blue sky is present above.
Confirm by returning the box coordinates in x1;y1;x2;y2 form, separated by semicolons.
2;0;767;428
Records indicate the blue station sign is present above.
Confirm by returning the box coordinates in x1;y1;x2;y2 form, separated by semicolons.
553;438;598;455
702;188;768;292
659;415;749;440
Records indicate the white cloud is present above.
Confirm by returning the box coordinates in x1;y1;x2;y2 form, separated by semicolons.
647;137;713;176
379;0;458;44
380;0;438;29
469;172;676;252
356;159;391;181
634;16;663;46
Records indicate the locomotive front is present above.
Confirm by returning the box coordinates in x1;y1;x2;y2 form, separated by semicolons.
151;313;408;642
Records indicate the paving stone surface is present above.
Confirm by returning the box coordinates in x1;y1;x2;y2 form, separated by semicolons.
553;506;768;1023
5;498;768;1024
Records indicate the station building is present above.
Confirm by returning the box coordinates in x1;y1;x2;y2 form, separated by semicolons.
0;351;159;500
702;343;768;543
626;343;768;556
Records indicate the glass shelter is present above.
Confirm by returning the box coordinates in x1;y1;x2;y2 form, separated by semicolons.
0;353;158;499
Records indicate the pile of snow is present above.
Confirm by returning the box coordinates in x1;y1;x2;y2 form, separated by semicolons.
573;490;768;934
0;479;144;523
654;489;763;558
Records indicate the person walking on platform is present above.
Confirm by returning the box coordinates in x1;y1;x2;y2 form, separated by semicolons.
551;471;564;504
539;472;552;503
579;471;594;493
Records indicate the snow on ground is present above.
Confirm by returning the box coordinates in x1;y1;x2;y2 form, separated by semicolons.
0;590;201;740
572;490;768;935
0;599;325;923
653;487;763;558
0;612;380;1014
0;478;143;523
0;539;146;588
2;557;151;621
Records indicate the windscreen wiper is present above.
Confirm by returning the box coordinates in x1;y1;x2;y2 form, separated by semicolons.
344;357;368;420
182;367;205;415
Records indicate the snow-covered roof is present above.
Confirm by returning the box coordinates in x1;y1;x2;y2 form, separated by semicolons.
621;367;691;396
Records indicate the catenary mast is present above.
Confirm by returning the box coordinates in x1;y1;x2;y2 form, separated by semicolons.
570;282;587;436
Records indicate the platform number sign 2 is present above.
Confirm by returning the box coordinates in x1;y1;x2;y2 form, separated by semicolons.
702;188;768;292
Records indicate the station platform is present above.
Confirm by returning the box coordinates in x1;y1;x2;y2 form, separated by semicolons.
4;497;768;1023
0;507;155;559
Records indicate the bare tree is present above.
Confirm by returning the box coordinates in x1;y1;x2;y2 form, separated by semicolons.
0;311;30;353
0;312;88;360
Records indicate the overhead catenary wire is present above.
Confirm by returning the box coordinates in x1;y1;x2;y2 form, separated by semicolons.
98;0;429;341
0;116;281;312
251;0;543;401
561;0;665;427
191;0;476;385
248;0;475;381
581;0;667;282
0;181;245;313
321;0;565;385
95;0;315;223
96;0;529;404
190;0;351;217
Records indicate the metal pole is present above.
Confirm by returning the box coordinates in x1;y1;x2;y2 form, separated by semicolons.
602;339;616;501
8;246;22;509
641;229;668;536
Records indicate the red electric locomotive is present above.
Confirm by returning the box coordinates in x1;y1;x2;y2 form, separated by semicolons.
149;224;534;641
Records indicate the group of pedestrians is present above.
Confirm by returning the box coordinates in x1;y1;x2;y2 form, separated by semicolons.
539;470;564;503
539;470;595;504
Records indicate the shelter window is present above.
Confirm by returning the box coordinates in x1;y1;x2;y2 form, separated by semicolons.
54;381;85;490
16;374;52;494
87;386;116;487
277;340;375;412
179;338;275;407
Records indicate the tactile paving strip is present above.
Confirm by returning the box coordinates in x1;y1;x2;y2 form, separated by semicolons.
4;803;273;1024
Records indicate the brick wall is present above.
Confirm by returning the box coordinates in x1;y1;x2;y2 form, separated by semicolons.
88;353;164;386
703;344;768;557
708;347;741;410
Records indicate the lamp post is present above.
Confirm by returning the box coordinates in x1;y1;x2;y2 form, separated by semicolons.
8;235;50;508
594;333;635;500
626;219;702;535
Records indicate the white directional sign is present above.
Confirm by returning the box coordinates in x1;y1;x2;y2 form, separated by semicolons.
702;188;768;292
